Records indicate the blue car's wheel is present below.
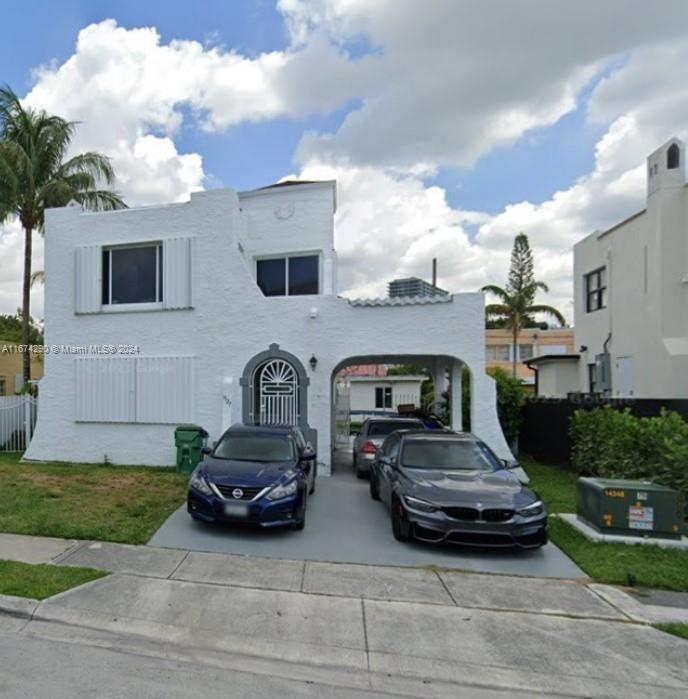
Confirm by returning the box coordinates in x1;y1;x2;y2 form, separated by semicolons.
391;497;411;542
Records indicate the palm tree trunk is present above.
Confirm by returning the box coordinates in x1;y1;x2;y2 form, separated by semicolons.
21;223;32;385
512;324;518;379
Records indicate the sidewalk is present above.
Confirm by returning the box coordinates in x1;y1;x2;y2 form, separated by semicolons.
2;533;688;698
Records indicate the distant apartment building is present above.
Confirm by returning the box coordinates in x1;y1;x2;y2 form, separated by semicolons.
486;328;575;389
388;277;449;298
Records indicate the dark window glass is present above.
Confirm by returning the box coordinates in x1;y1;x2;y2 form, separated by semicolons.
401;440;500;471
102;249;110;305
667;143;680;170
288;255;319;295
257;258;286;297
374;387;392;409
368;420;423;436
585;267;606;313
108;246;158;305
213;434;294;462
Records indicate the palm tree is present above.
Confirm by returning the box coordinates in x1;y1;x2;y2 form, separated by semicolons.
482;233;566;378
0;86;126;382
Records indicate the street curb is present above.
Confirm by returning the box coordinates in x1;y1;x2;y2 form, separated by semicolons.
0;593;38;619
589;584;688;624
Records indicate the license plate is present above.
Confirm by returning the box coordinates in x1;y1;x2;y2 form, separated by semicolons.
224;502;249;518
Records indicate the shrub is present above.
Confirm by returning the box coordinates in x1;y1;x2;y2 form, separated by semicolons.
570;407;688;497
487;367;526;441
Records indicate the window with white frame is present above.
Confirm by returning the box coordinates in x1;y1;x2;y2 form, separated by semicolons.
256;254;319;296
518;344;534;361
585;267;606;313
375;386;392;409
102;243;163;306
486;345;510;362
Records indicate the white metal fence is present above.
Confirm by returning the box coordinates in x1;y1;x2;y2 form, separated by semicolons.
0;395;38;452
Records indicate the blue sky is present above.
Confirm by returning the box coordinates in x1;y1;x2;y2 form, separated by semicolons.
2;0;609;214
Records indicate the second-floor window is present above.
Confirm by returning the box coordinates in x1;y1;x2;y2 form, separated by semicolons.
256;254;319;297
486;345;510;362
585;267;606;313
519;344;534;361
102;243;163;306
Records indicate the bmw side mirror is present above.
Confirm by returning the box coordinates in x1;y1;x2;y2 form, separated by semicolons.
301;446;316;460
202;446;212;455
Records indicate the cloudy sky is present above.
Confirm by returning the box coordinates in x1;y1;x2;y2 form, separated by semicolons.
2;0;688;323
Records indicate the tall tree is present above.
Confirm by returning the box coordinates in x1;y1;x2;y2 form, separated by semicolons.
0;86;126;382
482;233;566;378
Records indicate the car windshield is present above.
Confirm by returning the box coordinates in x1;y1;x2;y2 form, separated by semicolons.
401;440;500;471
368;420;423;436
213;434;294;462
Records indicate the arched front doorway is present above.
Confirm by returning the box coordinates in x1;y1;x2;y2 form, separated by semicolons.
254;358;299;426
240;343;316;445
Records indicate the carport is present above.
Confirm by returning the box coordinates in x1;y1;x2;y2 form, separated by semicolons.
149;451;583;579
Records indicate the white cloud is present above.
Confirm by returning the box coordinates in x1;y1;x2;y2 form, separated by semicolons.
283;0;688;171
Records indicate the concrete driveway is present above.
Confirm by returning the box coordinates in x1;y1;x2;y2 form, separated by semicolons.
149;449;583;578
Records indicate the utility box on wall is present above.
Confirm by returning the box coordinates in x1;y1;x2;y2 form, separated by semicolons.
576;477;684;540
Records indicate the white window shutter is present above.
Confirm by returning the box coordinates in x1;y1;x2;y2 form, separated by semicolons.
75;358;136;422
136;356;194;424
163;237;192;309
75;245;102;314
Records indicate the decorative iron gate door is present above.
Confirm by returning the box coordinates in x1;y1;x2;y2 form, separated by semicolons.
258;359;299;425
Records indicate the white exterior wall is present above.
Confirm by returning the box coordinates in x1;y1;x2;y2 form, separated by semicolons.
574;138;688;399
348;377;424;414
25;183;511;471
536;362;579;398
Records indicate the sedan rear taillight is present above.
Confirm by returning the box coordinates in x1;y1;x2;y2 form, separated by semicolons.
362;441;378;454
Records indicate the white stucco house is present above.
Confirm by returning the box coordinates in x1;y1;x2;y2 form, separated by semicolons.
25;180;511;474
569;138;688;398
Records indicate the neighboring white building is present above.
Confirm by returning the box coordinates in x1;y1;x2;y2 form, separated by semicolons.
344;374;427;420
572;138;688;399
25;181;511;473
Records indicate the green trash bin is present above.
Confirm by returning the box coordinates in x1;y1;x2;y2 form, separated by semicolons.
174;424;209;475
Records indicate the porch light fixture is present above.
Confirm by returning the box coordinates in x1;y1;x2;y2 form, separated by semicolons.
309;354;318;371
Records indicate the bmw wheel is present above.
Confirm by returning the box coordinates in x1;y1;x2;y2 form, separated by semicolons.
369;471;380;501
391;497;411;542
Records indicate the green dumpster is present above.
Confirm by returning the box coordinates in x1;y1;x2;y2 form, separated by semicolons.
174;424;209;475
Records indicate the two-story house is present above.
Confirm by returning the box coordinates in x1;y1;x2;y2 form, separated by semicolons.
25;181;510;472
573;138;688;398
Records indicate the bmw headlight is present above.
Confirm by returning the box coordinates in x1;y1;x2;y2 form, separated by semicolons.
518;500;545;518
266;479;298;501
189;472;213;496
403;495;438;513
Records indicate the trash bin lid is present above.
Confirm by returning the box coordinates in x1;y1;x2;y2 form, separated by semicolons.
174;424;209;436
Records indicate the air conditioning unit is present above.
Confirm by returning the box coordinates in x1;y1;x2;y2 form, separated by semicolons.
576;477;684;540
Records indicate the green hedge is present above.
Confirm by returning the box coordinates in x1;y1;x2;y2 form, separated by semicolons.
570;407;688;497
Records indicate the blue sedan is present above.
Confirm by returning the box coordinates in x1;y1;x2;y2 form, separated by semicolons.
187;424;316;530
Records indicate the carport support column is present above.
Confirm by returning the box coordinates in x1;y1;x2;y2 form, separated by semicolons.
450;360;463;432
433;360;447;416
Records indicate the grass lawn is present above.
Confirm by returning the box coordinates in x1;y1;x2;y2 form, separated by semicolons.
523;456;688;592
0;559;107;599
655;623;688;641
0;453;188;544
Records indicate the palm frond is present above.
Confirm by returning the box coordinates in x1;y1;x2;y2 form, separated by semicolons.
30;270;45;287
72;190;127;211
57;152;115;185
528;304;566;326
481;284;511;303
